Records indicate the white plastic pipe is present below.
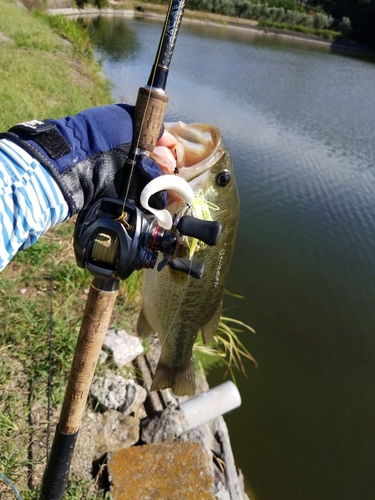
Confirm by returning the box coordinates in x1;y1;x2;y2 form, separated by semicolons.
180;381;241;431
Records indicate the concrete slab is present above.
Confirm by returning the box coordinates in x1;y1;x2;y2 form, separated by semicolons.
108;441;216;500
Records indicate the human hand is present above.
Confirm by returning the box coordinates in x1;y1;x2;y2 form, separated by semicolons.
0;104;165;215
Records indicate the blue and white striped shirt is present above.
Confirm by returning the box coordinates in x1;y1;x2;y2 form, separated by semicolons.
0;139;70;271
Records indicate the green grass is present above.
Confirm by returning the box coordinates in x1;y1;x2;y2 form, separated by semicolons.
20;479;111;500
0;0;112;131
194;315;257;382
0;221;142;497
33;10;94;57
259;19;341;40
0;2;115;495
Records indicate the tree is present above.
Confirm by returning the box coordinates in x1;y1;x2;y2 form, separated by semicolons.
306;0;375;48
75;0;108;9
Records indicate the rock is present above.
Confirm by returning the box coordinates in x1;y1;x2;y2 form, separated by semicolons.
108;441;216;500
98;350;108;365
139;381;250;500
141;404;187;444
91;373;147;414
94;410;141;458
71;411;101;481
216;482;231;500
103;328;143;368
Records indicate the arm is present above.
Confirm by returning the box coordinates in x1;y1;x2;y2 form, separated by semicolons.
0;104;164;271
0;139;69;270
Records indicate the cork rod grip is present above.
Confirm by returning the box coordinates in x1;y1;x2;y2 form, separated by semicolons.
133;87;169;152
58;282;118;435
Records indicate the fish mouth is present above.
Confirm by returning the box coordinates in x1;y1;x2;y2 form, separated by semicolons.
151;121;224;182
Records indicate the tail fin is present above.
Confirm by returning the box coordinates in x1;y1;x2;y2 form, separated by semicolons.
151;359;196;397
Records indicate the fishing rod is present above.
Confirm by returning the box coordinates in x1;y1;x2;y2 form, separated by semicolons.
39;2;221;498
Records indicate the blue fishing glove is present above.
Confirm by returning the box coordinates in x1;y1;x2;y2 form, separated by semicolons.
0;104;164;215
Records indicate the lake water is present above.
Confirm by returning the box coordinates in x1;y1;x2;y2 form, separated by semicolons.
81;15;375;500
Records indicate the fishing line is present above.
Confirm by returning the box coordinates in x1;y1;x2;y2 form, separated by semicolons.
134;259;194;403
120;0;193;359
121;0;174;213
119;0;191;382
157;259;193;351
141;264;193;397
46;254;54;459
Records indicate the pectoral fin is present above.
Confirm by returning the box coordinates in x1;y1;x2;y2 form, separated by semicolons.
136;307;155;339
201;299;222;344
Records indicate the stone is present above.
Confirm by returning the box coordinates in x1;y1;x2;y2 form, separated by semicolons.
71;411;100;480
108;441;216;500
91;373;147;415
215;482;231;500
103;328;144;368
98;350;108;365
141;404;187;444
94;410;141;458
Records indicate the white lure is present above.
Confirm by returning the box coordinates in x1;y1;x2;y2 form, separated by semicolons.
140;175;195;229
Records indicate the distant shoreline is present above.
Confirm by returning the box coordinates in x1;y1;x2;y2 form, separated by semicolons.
48;5;372;55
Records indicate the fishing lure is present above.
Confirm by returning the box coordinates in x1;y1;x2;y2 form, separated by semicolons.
179;191;220;258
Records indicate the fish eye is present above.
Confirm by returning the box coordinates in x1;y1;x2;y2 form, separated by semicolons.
216;170;231;187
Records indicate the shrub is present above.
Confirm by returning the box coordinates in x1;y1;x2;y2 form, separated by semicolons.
283;9;298;24
234;0;251;18
267;0;303;10
187;0;213;12
313;12;333;30
75;0;108;9
297;12;314;27
337;16;352;37
268;6;285;22
212;0;236;16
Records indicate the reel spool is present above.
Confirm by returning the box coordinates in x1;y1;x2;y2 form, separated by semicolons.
74;197;222;281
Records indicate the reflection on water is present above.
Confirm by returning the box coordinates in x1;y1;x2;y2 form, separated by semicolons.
82;15;375;500
79;16;138;62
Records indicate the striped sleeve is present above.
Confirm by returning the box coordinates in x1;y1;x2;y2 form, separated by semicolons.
0;138;70;271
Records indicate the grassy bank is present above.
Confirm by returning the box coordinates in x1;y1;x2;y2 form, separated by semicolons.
0;218;142;498
0;0;112;130
0;1;137;497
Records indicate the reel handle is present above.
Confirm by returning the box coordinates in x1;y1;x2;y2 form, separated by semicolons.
169;257;205;279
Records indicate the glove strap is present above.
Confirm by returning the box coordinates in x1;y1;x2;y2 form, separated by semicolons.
8;120;72;159
0;130;77;213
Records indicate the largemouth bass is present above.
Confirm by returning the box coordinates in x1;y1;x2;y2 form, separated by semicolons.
136;122;239;396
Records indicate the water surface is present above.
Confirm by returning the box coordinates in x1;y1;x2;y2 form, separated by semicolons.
83;16;375;500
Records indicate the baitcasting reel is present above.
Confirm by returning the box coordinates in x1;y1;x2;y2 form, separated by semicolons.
74;197;222;281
